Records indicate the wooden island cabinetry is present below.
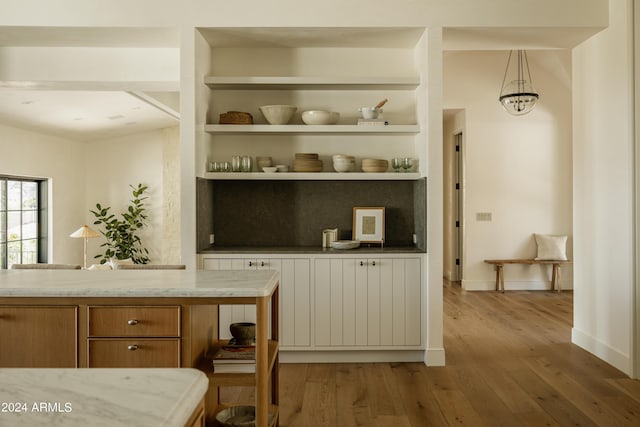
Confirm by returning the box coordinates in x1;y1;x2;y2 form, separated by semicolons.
87;306;182;368
0;306;77;368
0;270;280;427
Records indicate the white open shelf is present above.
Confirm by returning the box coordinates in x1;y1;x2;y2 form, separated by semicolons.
204;124;420;134
203;172;421;181
204;76;420;90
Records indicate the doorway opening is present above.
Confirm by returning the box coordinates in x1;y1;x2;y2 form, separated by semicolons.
443;109;465;284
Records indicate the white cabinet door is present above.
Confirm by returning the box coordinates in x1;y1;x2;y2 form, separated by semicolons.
202;258;257;339
202;256;311;347
315;257;421;347
278;259;311;347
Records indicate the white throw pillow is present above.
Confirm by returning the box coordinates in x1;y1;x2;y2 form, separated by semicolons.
108;257;134;269
87;263;112;270
534;234;568;260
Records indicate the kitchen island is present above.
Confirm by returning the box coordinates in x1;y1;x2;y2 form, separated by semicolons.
0;368;207;426
0;269;280;427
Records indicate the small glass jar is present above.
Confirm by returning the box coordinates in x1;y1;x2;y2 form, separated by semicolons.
241;156;253;172
231;156;242;172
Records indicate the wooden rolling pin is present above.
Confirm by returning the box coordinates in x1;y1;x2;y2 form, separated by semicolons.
375;98;388;109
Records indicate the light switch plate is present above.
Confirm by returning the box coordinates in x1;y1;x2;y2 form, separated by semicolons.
476;212;492;221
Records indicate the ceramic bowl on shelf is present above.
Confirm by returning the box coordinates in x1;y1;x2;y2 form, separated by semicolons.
215;405;275;427
301;110;340;125
331;240;361;250
275;164;289;172
229;322;256;345
258;105;296;125
332;155;355;172
262;166;278;173
358;106;382;119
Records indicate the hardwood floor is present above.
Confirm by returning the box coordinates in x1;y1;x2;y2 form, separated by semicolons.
223;283;640;426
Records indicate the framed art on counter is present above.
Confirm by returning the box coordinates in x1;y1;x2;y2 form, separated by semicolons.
353;207;385;244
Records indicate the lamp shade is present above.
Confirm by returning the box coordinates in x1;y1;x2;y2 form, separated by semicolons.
69;225;101;239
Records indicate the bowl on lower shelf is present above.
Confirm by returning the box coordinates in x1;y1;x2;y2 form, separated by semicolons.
229;322;256;345
215;405;275;427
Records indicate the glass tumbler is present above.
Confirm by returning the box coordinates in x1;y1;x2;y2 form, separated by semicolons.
231;156;242;172
241;156;253;172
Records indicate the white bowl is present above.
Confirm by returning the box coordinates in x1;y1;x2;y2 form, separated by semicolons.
331;240;360;250
302;110;340;125
259;105;296;125
275;164;289;172
333;158;355;172
262;167;278;173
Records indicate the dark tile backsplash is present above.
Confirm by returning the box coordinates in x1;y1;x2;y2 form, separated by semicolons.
196;178;426;250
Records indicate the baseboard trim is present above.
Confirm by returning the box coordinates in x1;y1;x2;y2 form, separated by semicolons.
424;347;445;366
462;280;574;292
280;350;425;363
571;327;631;375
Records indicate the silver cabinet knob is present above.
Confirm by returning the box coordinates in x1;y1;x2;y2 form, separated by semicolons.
127;319;138;326
127;345;138;351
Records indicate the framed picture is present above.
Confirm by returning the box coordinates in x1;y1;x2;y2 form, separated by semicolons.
353;207;385;244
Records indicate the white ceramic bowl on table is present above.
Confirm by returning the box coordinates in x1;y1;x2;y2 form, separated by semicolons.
301;110;340;125
259;105;297;125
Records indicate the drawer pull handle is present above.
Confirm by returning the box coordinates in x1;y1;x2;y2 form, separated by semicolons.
360;261;364;266
127;345;138;351
249;261;253;267
372;261;376;266
127;319;139;326
261;261;265;267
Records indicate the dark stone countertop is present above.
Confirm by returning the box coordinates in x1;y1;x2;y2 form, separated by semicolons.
198;245;426;254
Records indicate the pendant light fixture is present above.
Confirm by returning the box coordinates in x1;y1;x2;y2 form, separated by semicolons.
499;50;539;115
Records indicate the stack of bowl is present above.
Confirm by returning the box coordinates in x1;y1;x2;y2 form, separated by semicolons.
293;153;323;172
361;158;389;173
332;154;355;172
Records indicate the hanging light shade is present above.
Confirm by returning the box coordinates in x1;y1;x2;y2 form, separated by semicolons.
499;50;539;116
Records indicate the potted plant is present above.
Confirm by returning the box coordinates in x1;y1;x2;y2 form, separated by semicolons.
90;183;151;265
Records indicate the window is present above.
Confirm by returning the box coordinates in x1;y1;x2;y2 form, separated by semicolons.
0;177;46;269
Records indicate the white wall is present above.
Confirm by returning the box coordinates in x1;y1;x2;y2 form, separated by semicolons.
443;50;574;290
0;123;86;264
0;121;180;267
572;0;634;375
83;127;180;265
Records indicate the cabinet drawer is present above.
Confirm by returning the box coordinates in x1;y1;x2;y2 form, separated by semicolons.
88;306;180;337
88;338;180;367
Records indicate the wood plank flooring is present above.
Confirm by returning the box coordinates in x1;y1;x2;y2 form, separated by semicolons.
221;282;640;426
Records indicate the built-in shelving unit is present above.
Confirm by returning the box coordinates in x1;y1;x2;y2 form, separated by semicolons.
195;27;427;181
203;124;420;134
203;171;420;180
204;75;420;90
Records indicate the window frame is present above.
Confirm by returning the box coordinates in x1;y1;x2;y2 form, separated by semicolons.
0;175;47;269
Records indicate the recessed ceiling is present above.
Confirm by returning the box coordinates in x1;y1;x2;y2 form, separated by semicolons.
0;26;180;141
0;90;179;142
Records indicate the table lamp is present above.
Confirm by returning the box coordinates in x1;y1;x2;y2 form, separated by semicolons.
70;225;101;269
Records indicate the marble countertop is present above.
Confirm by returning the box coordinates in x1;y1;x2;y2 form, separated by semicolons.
0;368;207;426
0;269;279;298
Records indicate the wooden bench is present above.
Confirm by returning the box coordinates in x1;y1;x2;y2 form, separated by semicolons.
484;259;573;292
